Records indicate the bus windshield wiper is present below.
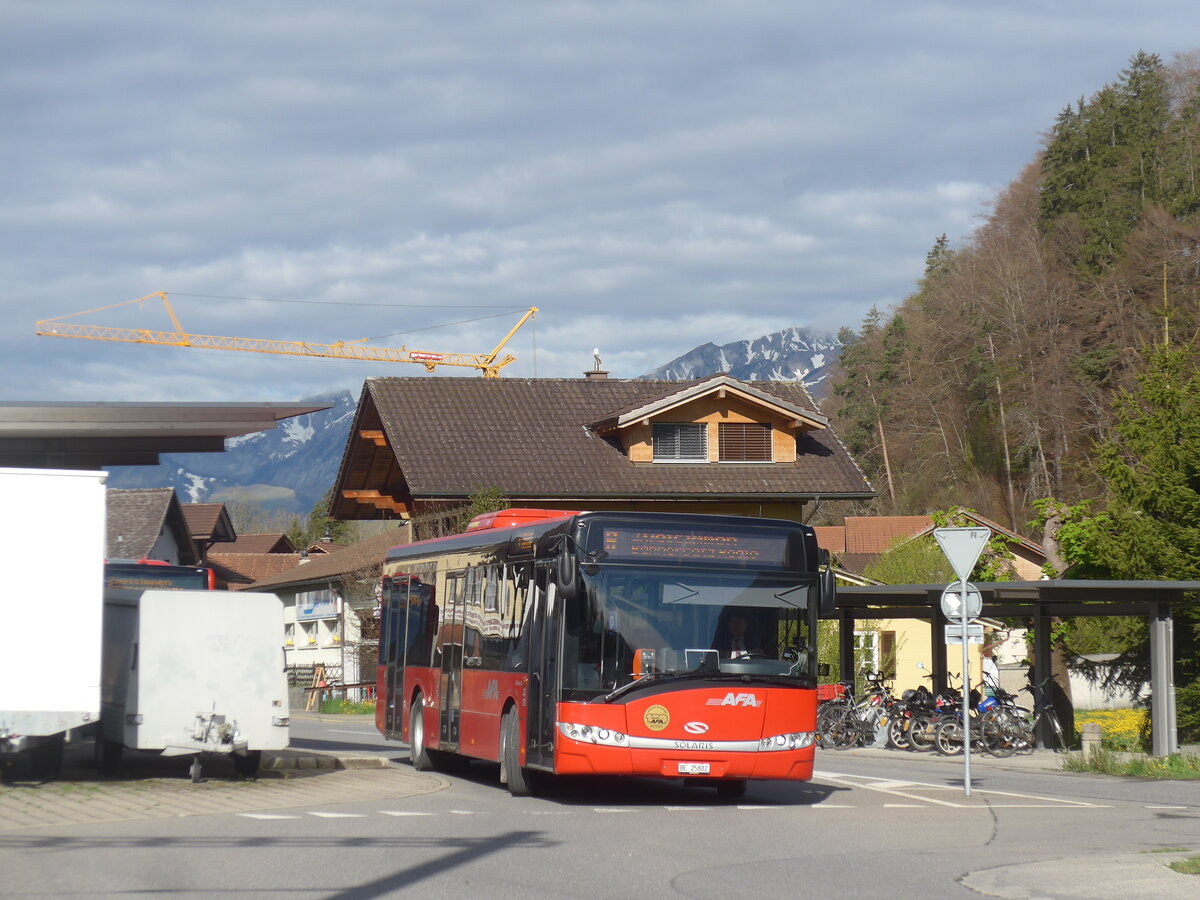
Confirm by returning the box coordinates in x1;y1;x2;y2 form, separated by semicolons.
602;670;726;703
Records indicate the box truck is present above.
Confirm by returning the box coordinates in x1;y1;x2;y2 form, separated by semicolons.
99;588;290;780
0;467;107;781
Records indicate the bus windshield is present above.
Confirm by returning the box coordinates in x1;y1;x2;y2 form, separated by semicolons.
564;564;815;697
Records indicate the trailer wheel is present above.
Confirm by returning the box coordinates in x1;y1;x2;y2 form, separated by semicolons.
30;734;64;781
233;750;261;778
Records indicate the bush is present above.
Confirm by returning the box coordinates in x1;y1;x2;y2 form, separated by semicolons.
318;697;376;715
1074;708;1149;751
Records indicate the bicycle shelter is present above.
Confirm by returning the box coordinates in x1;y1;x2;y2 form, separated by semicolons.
826;580;1200;756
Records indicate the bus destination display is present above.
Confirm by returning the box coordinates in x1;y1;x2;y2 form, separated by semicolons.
601;527;787;565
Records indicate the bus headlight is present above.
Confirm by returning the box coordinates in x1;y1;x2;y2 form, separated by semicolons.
558;722;627;747
758;731;815;751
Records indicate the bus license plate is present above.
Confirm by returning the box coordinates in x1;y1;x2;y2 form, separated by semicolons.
678;762;710;775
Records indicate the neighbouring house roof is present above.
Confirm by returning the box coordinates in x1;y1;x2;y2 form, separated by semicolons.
816;511;1046;578
106;488;199;565
223;533;296;554
180;502;236;547
244;527;413;594
208;552;304;588
331;374;873;518
306;541;345;555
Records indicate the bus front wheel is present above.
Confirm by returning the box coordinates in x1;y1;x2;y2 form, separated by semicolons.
501;707;537;797
409;695;436;771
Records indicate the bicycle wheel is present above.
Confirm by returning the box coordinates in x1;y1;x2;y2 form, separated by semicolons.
933;719;964;756
906;712;937;752
827;706;861;749
1043;706;1067;751
979;709;1017;758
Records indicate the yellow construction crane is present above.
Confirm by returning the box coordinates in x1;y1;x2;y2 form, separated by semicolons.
36;292;537;378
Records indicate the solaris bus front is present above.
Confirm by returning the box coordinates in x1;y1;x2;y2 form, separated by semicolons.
376;510;836;798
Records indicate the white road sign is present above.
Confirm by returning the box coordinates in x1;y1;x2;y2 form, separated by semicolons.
940;583;982;620
933;527;990;581
945;624;985;645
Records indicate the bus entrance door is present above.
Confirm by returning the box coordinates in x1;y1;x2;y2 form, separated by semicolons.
525;567;561;768
383;585;402;736
438;572;466;749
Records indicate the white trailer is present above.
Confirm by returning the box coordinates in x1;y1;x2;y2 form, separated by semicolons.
100;588;290;779
0;467;107;781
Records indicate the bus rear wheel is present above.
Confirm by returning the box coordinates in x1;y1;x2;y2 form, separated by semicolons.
501;707;537;797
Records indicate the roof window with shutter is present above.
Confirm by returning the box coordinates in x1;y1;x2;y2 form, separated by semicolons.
718;422;772;462
652;423;707;462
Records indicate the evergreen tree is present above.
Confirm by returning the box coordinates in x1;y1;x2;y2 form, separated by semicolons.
1049;341;1200;738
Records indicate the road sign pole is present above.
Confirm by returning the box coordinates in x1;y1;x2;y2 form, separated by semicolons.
960;573;971;797
933;527;990;798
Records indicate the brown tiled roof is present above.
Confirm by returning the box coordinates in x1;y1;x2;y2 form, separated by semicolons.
336;375;872;511
812;525;846;554
844;516;933;553
306;541;345;555
224;533;296;554
208;552;304;588
244;527;412;592
106;488;199;564
180;502;236;545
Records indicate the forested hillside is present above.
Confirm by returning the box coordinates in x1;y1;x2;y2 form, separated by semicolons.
828;50;1200;535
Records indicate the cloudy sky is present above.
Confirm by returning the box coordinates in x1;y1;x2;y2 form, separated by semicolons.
4;1;1197;402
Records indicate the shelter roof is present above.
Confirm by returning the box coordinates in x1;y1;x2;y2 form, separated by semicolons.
0;401;330;468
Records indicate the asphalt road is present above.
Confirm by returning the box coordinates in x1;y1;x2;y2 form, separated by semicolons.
1;716;1197;899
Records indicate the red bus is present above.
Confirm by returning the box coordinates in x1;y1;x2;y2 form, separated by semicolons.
104;558;216;592
376;509;835;797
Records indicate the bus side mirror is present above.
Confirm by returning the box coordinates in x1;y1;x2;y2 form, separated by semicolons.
817;549;836;616
555;546;578;602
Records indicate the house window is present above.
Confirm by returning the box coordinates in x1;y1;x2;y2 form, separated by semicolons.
652;423;707;461
879;630;897;679
718;422;772;461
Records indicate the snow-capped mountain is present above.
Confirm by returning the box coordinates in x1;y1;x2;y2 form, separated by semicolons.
104;391;358;515
639;326;842;397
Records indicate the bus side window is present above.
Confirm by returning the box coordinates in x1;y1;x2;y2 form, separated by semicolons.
481;565;507;669
503;563;533;671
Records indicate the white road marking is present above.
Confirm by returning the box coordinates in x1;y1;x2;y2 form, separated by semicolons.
594;808;636;813
309;812;367;818
448;810;477;815
815;770;1110;809
239;813;301;820
379;811;434;816
666;806;712;811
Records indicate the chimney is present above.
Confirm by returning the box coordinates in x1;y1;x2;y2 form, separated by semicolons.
585;347;608;379
299;549;311;565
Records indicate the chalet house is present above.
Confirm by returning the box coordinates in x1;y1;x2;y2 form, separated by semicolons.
179;502;236;563
244;526;412;704
106;488;200;565
330;373;873;522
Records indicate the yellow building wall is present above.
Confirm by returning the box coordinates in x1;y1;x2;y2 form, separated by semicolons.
875;617;985;695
